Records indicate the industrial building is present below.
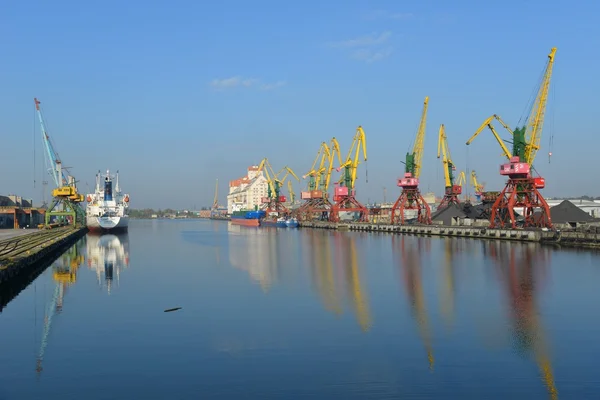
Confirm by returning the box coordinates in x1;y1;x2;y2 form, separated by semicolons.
0;195;44;229
227;166;269;214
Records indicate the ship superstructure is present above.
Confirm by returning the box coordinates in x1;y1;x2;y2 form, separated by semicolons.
85;170;130;232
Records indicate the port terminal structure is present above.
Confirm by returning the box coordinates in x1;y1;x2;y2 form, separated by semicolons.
0;226;88;285
34;98;85;228
209;46;597;243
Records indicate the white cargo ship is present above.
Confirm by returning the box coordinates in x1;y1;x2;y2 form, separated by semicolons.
85;170;130;232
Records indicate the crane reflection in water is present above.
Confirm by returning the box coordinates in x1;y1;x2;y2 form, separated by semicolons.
392;235;435;371
85;233;130;295
36;237;86;376
486;241;558;399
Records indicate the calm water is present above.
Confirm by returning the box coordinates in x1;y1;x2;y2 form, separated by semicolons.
1;219;599;399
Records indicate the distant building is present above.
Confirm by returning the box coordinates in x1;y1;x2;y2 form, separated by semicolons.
227;166;269;214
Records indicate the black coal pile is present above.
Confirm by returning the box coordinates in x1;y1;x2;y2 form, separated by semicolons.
548;200;593;223
432;203;467;225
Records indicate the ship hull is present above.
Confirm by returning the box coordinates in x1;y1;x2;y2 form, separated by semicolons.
230;217;260;227
262;219;287;228
87;215;129;232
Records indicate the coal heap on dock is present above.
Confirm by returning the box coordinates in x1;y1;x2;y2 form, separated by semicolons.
432;201;521;225
545;200;594;223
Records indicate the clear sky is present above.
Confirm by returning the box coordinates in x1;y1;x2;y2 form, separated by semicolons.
1;0;598;209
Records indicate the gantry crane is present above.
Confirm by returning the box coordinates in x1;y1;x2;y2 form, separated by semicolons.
437;124;463;209
297;137;343;221
257;158;300;216
277;166;300;209
330;127;368;223
466;48;557;229
34;98;85;227
210;178;223;217
470;170;485;202
391;97;432;225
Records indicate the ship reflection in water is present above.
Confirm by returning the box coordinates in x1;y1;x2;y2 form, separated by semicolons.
85;233;130;294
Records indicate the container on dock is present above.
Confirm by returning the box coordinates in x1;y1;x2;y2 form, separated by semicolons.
301;191;311;200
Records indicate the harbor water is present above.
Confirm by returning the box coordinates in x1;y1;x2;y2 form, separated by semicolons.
1;219;599;399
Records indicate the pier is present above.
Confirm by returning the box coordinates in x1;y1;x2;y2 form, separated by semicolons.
298;221;600;248
0;226;88;284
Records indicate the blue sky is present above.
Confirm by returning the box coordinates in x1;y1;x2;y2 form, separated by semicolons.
1;0;598;209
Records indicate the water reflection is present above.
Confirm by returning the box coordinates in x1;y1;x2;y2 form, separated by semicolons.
37;237;86;375
334;232;372;332
306;230;341;315
392;236;434;370
303;230;372;331
439;238;458;329
488;241;558;399
228;223;279;291
85;233;130;294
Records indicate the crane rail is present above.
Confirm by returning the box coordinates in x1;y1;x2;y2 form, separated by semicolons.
0;227;78;265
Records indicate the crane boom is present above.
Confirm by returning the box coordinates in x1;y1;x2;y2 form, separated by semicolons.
303;142;330;191
406;96;429;179
34;98;67;188
466;114;513;160
337;126;367;190
524;47;556;165
325;137;342;192
437;124;456;188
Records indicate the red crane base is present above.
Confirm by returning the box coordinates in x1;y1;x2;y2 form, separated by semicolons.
390;188;432;225
437;194;460;210
262;201;289;216
489;177;553;229
330;195;368;223
294;198;332;221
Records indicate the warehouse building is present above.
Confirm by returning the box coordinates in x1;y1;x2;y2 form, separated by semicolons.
227;166;269;214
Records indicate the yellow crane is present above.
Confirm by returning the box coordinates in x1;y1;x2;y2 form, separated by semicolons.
471;170;484;195
330;127;368;223
276;166;300;206
302;141;330;193
323;137;342;195
287;181;296;204
391;96;432;225
298;138;343;221
437;124;464;209
256;158;285;214
465;47;557;229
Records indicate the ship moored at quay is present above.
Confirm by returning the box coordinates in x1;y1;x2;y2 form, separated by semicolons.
85;170;130;233
229;209;299;228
